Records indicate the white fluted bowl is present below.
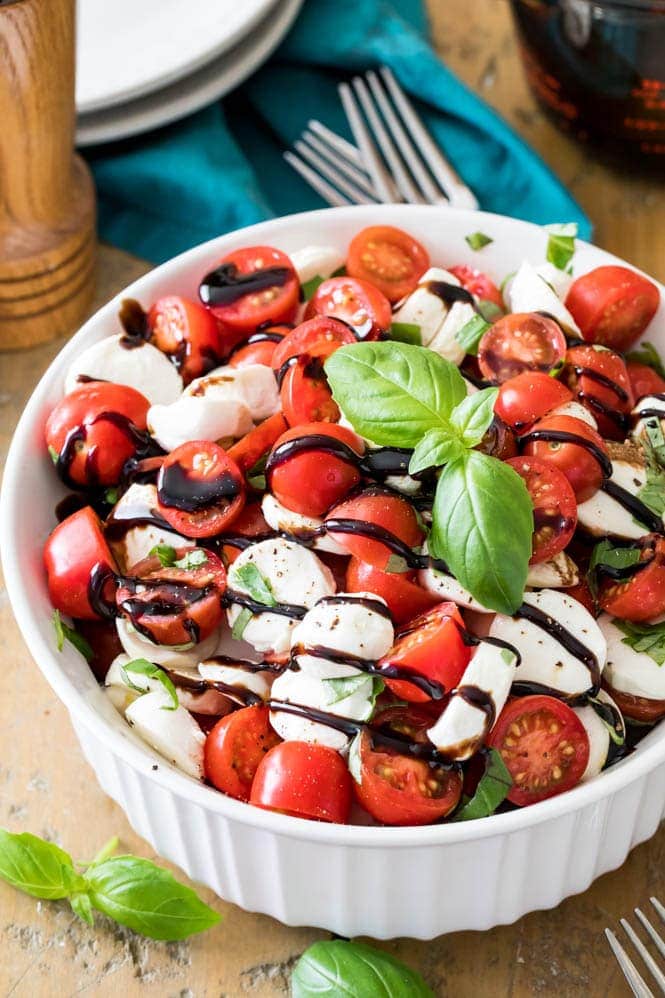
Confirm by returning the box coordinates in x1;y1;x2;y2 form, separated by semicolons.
2;205;665;939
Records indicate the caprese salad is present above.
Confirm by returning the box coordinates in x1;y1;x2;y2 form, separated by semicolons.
42;223;665;826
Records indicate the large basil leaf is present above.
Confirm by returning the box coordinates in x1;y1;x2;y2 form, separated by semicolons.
408;429;465;476
324;342;466;447
0;829;84;900
291;940;433;998
429;451;533;614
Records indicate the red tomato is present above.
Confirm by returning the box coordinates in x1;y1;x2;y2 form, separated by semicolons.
476;416;518;460
325;489;424;572
567;580;598;617
148;296;222;384
250;741;352;823
521;414;609;502
566;265;660;352
280;355;340;426
227;413;288;474
220;503;272;565
346;557;441;625
115;547;226;645
354;730;462;825
449;264;504;309
346;225;429;302
44;506;118;621
204;706;281;801
156;441;245;538
305;276;392;339
598;535;665;622
75;619;124;682
602;682;665;723
477;312;567;384
271;316;357;371
379;602;471;703
199;246;299;334
266;423;363;517
564;343;634;439
488;695;589;805
494;371;573;433
228;328;288;368
45;382;150;488
627;361;665;401
506;457;577;564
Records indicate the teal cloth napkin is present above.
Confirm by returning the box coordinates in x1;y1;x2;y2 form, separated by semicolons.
83;0;591;264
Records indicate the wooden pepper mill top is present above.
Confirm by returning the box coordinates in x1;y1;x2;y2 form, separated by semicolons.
0;0;96;350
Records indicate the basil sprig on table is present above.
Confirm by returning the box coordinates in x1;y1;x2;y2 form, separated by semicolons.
0;830;219;940
292;940;434;998
325;342;533;614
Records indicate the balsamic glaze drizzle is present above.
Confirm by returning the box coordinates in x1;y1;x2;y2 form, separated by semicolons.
515;601;601;692
518;428;613;480
199;263;291;307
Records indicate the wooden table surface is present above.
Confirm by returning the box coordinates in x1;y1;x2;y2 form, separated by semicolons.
1;2;664;994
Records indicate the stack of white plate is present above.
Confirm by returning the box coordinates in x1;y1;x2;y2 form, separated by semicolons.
76;0;305;146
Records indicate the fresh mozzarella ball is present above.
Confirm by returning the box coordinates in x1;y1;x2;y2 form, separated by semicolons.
549;400;598;430
419;545;492;612
600;614;665;700
105;652;228;716
261;494;346;555
198;659;273;701
289;245;345;284
270;669;373;751
392;267;462;351
427;301;474;365
64;334;183;405
107;482;192;573
574;690;624;782
490;589;606;697
291;593;394;679
185;364;280;422
506;260;580;335
526;551;578;589
631;395;665;442
115;617;220;669
148;394;253;452
427;643;518;760
226;539;335;654
125;688;205;779
577;449;662;539
534;261;574;300
105;653;145;711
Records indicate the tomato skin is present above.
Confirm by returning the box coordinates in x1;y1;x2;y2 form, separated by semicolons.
494;371;573;433
567;580;598;617
346;557;441;625
267;423;364;517
449;264;504;309
220;502;272;565
271;316;357;371
477;312;567;384
250;741;352;823
45;382;150;487
280;355;340;426
506;456;577;564
598;535;665;623
228;328;287;368
566;265;660;352
227;413;288;474
148;296;222;384
156;441;246;538
627;361;665;401
354;730;462;825
564;344;634;440
346;225;429;302
305;276;392;338
204;706;281;801
602;682;665;723
379;602;471;703
325;490;424;571
488;695;589;806
521;414;609;502
199;246;299;334
44;506;118;620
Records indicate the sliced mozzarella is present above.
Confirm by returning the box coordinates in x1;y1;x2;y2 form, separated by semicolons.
107;482;192;573
574;689;624;782
125;688;205;779
427;643;518;760
419;545;492;613
490;589;606;697
290;245;345;285
186;364;280;423
115;617;220;669
506;260;580;335
64;334;183;405
600;614;665;700
198;659;273;700
549;400;598;430
226;539;335;654
631;395;665;443
534;262;574;301
577;446;662;539
261;494;346;555
105;653;145;711
526;551;578;589
148;394;253;452
392;267;462;348
269;669;373;751
427;300;474;365
291;593;394;679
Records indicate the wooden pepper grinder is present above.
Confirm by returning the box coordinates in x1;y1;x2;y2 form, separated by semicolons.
0;0;96;350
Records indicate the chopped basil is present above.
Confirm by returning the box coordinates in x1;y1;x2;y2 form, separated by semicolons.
389;322;422;345
589;539;641;576
384;553;410;573
149;544;177;567
615;618;665;666
626;342;665;380
229;562;276;606
454;313;490;356
48;445;59;465
104;487;120;506
465;231;493;251
301;275;324;300
588;697;626;746
323;674;371;705
454;749;513;821
231;606;253;640
331;265;346;278
52;610;93;661
149;545;208;571
477;299;503;322
248;473;267;491
121;658;179;710
545;222;577;271
638;427;665;518
645;417;665;468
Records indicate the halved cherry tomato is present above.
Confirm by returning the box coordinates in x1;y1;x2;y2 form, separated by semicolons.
476;416;518;460
627;361;665;401
156;441;245;538
488;695;589;805
44;506;118;620
494;371;573;433
567;580;597;617
220;502;272;565
148;296;222;384
271;316;357;371
45;382;150;488
305;276;392;339
378;602;470;703
521;414;609;502
601;682;665;723
346;225;429;302
354;729;462;825
267;422;364;517
371;702;445;740
325;489;424;572
346;557;441;625
204;706;281;801
250;741;352;823
598;535;665;622
280;355;339;426
506;457;577;564
228;413;288;474
564;344;634;439
566;265;660;352
199;246;299;334
115;547;226;645
477;312;567;384
228;327;288;368
449;264;504;310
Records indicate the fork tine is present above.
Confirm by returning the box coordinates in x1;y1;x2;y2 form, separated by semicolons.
293;140;379;205
302;130;378;198
606;928;656;998
635;910;665;970
283;152;353;207
379;66;479;210
652;899;665;924
307;121;365;169
621;918;665;994
338;82;396;203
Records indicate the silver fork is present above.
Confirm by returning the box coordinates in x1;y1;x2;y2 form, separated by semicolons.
606;896;665;996
284;66;478;210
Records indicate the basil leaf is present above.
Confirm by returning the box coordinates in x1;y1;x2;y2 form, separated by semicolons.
454;313;490;356
104;487;120;506
0;829;85;900
409;428;465;476
323;674;371;705
465;231;493;251
121;658;179;710
291;940;433;998
52;610;93;662
644;417;665;468
429;451;533;614
545;222;577;271
588;539;641;580
626;342;665;380
390;322;422;345
229;563;276;606
301;275;324;300
638;436;665;517
149;543;177;567
48;444;59;464
615;619;665;666
231;606;253;640
85;855;220;940
325;342;466;447
70;892;94;925
174;549;208;570
477;299;503;322
449;387;498;447
588;697;625;747
454;749;513;821
384;553;410;573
